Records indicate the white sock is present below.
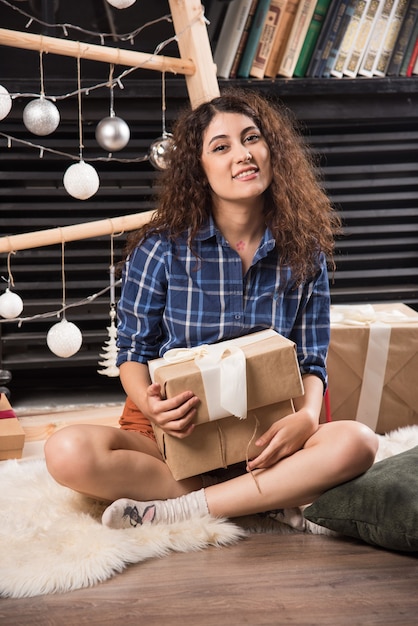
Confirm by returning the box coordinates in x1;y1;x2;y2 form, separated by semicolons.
101;488;209;529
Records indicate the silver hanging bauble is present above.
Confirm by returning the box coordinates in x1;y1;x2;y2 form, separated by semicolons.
63;161;100;200
23;97;60;136
95;116;130;152
106;0;136;7
149;133;175;170
0;85;12;121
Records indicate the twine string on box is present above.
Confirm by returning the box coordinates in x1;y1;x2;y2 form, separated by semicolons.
215;414;262;494
246;414;262;494
216;422;227;470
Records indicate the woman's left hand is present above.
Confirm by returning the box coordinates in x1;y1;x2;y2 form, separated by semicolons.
246;408;318;471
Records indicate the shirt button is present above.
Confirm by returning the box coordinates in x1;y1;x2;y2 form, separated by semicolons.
234;315;241;320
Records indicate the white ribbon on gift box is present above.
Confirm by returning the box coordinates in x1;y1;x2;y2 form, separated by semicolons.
330;305;415;431
152;329;278;422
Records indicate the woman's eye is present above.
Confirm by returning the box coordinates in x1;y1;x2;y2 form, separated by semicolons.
212;144;228;153
245;134;260;144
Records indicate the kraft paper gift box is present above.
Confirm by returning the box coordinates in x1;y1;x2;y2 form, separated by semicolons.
325;303;418;434
148;329;304;480
0;393;25;460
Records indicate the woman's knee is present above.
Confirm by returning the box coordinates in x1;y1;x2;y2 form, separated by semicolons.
321;419;379;480
44;425;94;486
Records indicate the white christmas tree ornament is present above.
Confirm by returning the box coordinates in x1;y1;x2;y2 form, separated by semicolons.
97;312;119;377
63;161;100;200
47;318;83;358
0;85;12;121
106;0;136;8
0;288;24;319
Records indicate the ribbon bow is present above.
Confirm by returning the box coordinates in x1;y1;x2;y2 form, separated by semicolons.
163;345;210;363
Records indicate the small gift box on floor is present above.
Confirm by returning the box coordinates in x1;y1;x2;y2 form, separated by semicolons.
0;393;25;460
325;303;418;434
148;329;304;480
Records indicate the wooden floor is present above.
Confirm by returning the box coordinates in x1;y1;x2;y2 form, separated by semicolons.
3;404;418;625
1;532;417;626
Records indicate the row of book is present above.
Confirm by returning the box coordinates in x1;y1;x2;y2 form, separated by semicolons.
208;0;418;79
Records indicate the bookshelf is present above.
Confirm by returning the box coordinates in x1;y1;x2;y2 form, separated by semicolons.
210;0;418;80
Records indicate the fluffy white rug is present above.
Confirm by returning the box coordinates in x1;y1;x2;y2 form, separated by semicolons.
1;425;417;598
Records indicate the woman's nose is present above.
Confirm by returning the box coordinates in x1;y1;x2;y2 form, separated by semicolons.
236;148;251;164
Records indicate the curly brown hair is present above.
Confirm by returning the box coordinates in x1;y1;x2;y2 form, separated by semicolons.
125;87;341;284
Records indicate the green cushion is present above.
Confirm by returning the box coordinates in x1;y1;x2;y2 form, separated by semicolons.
304;446;418;552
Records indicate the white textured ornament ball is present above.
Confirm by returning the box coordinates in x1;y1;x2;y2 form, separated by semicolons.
0;85;12;121
149;134;175;170
95;116;130;151
47;319;83;358
63;161;100;200
23;97;60;136
106;0;136;8
0;289;24;319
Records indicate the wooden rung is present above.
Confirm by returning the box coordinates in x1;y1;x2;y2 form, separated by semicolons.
0;211;155;253
0;28;195;76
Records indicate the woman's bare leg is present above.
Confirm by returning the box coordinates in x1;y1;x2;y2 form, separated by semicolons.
44;424;202;502
205;420;378;517
102;420;378;527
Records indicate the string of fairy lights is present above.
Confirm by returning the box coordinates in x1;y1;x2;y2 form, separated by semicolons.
0;0;199;370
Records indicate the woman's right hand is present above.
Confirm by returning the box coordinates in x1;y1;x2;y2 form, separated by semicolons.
144;382;200;439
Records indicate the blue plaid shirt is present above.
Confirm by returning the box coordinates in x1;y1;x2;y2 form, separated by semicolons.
117;216;330;386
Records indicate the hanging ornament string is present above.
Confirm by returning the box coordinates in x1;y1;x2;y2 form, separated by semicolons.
46;237;83;358
63;52;100;200
60;239;67;318
149;71;175;171
95;64;130;153
110;230;116;307
77;54;84;162
39;48;45;98
6;250;16;288
0;251;24;319
23;48;60;137
162;70;167;137
109;64;115;118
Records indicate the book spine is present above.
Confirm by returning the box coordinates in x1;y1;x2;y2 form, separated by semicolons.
264;0;300;77
277;0;319;77
405;28;418;73
230;0;260;78
343;0;382;76
214;0;254;79
250;0;289;78
305;0;344;77
206;0;231;50
331;0;370;78
358;0;396;77
238;0;272;76
399;19;418;73
374;0;409;76
321;0;355;77
294;0;333;76
412;48;418;72
387;0;418;75
314;0;351;77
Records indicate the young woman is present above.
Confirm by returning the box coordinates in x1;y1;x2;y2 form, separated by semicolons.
45;89;378;529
